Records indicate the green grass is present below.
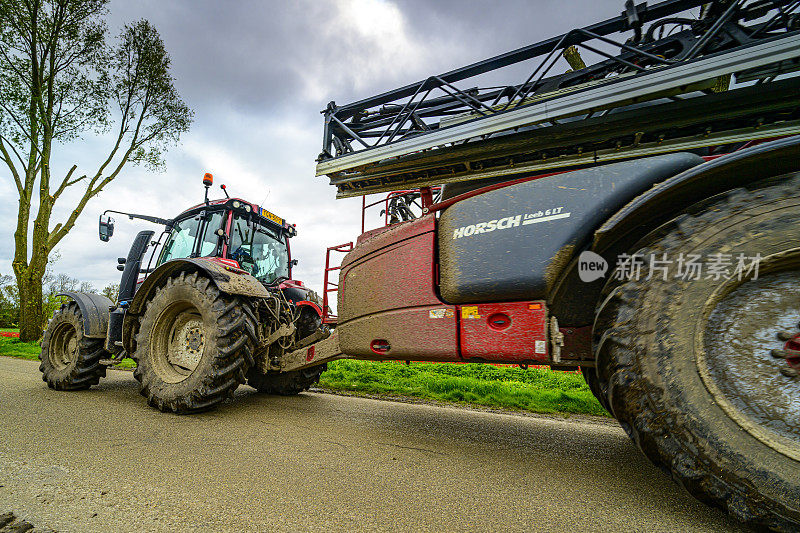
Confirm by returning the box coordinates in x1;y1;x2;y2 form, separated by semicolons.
115;358;136;369
319;360;608;417
0;328;606;416
0;334;40;360
0;329;135;369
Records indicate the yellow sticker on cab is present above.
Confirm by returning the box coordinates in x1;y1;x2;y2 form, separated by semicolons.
260;207;283;226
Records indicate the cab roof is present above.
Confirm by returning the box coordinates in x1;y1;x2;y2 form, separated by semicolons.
179;197;294;234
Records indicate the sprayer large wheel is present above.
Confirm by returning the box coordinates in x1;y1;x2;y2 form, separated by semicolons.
593;175;800;530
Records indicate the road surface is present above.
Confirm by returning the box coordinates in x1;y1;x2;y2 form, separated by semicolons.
0;357;746;532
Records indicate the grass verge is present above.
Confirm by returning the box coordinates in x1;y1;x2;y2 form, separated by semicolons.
319;360;607;417
0;334;39;360
0;331;136;369
0;329;606;416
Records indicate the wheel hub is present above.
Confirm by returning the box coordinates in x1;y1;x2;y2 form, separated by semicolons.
168;318;205;372
701;269;800;460
772;330;800;377
185;327;204;354
149;300;207;383
64;335;78;365
50;322;79;370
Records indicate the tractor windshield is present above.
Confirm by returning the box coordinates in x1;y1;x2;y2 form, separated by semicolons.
157;211;225;265
229;215;289;284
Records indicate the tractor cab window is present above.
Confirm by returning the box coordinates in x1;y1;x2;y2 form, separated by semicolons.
158;217;198;264
197;211;225;256
229;214;289;284
157;211;225;266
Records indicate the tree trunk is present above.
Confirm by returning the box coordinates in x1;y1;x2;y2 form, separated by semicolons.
17;268;44;342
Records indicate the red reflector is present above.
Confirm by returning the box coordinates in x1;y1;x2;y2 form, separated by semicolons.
306;346;315;362
487;313;511;331
216;258;240;269
370;339;391;354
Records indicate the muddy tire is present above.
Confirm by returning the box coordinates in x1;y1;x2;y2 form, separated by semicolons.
593;175;800;530
39;302;107;390
247;364;327;395
580;366;609;413
133;271;257;413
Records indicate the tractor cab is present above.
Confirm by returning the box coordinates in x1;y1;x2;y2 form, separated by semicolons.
99;173;299;296
153;198;296;286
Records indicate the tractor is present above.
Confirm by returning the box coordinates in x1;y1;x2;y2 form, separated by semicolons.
39;173;328;412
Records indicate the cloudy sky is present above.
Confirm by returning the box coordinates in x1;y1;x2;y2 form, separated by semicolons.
0;0;629;292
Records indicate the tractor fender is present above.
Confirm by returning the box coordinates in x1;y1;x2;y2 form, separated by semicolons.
57;291;113;339
593;135;800;253
295;300;323;317
127;257;269;316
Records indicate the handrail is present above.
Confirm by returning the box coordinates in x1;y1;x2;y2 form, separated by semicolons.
322;242;354;324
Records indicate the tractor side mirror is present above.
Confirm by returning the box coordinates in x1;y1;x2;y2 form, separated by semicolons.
99;215;115;242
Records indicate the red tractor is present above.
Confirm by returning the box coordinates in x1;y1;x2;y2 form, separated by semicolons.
40;173;328;412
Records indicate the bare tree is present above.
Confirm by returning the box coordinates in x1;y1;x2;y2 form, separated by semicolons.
101;282;118;302
0;0;193;341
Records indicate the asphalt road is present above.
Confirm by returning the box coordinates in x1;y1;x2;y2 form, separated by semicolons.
0;357;747;532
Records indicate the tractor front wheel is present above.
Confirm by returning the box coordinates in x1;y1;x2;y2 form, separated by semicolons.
39;302;107;390
133;271;257;413
246;365;327;395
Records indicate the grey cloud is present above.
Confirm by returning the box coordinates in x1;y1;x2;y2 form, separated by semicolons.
2;0;629;291
106;0;626;113
107;0;312;111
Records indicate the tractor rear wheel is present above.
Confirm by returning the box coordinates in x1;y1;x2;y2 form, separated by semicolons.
39;302;107;390
133;271;257;413
593;175;800;530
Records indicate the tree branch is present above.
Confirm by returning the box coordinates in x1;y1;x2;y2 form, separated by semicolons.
0;46;33;90
0;136;24;195
50;164;86;203
0;99;35;144
0;133;29;174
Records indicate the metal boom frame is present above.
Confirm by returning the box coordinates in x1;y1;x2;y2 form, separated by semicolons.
316;0;800;197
